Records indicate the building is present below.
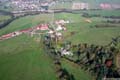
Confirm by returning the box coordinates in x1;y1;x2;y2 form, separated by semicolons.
100;3;112;9
72;2;89;10
100;3;120;9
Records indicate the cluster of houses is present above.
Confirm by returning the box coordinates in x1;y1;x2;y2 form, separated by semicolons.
0;24;48;41
10;0;41;11
100;3;120;9
1;0;119;12
10;0;55;11
0;19;70;42
1;0;120;11
72;2;120;10
45;20;69;42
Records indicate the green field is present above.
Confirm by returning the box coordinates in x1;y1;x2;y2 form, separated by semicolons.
0;14;52;36
54;12;120;45
0;15;11;22
0;10;120;80
0;34;93;80
0;34;57;80
61;58;94;80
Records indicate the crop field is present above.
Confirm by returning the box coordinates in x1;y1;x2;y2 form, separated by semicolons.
0;10;120;80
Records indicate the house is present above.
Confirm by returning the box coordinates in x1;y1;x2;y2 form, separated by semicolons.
72;2;89;10
100;3;112;9
61;48;73;56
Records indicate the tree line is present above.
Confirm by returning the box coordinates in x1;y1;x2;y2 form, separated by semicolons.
42;34;120;80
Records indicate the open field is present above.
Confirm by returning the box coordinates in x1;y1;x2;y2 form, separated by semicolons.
0;10;120;80
0;34;57;80
74;10;120;16
0;14;53;36
54;12;120;45
0;34;93;80
61;58;93;80
0;15;11;22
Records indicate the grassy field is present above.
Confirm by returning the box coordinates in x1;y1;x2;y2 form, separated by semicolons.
76;10;120;16
0;34;94;80
0;34;57;80
0;15;11;22
0;10;120;80
61;58;93;80
54;12;120;45
50;2;72;9
0;14;53;36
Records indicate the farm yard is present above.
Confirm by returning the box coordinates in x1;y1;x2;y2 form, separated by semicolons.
0;9;120;80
